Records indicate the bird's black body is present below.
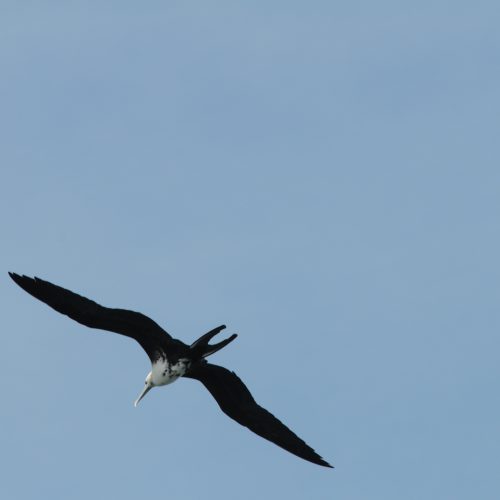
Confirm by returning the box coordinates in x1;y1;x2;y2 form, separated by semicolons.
9;273;332;468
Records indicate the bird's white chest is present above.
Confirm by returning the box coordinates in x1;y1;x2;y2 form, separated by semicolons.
151;358;190;386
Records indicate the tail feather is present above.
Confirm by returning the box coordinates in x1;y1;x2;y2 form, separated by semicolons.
190;325;237;359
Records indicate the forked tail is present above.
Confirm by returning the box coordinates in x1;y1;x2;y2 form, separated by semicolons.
190;325;237;359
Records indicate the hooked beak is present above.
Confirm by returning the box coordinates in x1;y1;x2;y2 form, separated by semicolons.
134;383;153;407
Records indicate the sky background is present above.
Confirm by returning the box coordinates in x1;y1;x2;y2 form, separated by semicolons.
1;2;499;499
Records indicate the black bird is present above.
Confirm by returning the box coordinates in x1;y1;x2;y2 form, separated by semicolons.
9;273;332;468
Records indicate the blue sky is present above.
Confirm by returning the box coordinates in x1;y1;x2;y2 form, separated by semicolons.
1;2;499;499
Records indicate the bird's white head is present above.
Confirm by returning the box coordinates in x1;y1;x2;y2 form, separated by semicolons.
134;371;154;407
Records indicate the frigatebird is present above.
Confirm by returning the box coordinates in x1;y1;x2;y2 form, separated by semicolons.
9;273;332;468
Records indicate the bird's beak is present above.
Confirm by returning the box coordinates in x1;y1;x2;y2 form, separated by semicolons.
134;383;153;407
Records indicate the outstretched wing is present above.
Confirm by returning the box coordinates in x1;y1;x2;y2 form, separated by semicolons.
184;362;332;467
9;273;182;361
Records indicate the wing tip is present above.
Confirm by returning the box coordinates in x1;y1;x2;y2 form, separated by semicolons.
318;458;334;468
8;271;23;284
9;272;35;288
300;449;333;468
9;273;46;286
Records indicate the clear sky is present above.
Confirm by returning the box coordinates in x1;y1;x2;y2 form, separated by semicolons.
1;2;499;499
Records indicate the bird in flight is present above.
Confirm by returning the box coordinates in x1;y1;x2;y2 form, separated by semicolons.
9;273;332;468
